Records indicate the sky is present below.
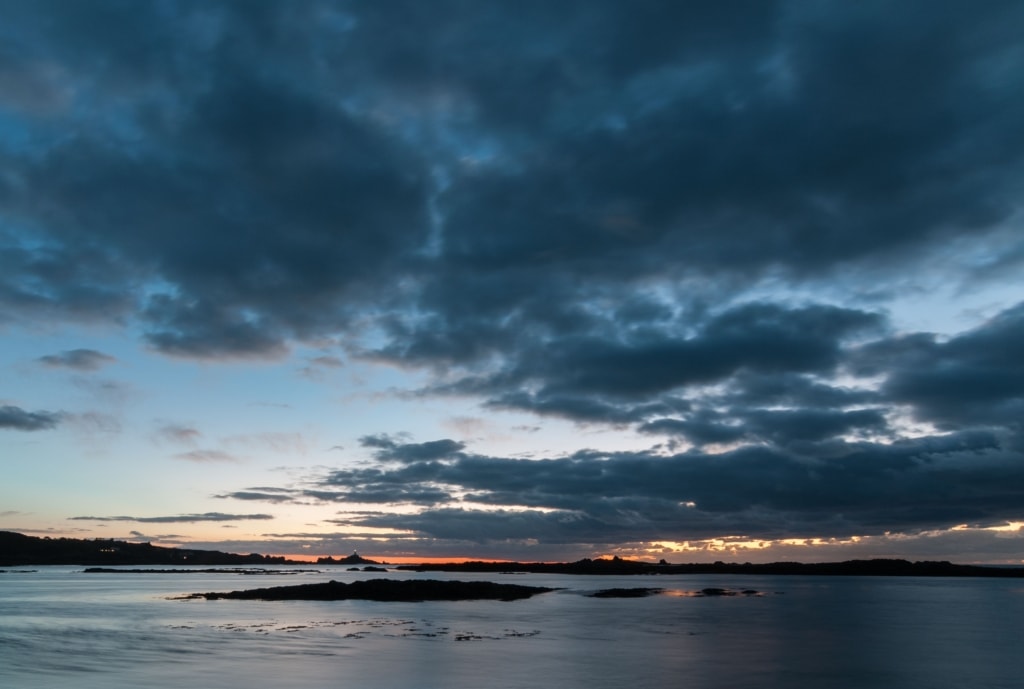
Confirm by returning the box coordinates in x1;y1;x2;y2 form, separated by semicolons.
2;1;1024;564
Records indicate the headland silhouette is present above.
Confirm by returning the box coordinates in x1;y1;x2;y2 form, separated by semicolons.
4;531;1023;578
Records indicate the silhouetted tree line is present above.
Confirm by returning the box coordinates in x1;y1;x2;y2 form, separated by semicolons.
0;531;293;566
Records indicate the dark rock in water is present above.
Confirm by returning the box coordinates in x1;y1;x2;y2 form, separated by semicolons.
362;566;388;572
700;587;734;596
696;587;762;596
589;587;662;598
184;578;557;602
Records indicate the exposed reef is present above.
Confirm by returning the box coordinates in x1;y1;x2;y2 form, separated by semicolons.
695;588;762;597
589;587;663;598
182;578;558;602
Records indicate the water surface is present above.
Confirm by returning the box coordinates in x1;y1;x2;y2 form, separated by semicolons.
2;566;1021;688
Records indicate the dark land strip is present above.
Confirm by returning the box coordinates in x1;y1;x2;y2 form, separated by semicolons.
396;557;1024;578
5;532;1023;578
179;578;558;602
82;567;319;575
1;531;296;567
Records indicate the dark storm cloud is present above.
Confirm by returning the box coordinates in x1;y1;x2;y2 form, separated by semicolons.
636;370;890;446
558;3;1017;272
68;512;273;524
640;407;890;447
640;414;747;447
358;508;620;545
37;348;116;371
2;1;429;357
215;482;452;507
421;302;884;426
486;392;681;426
857;302;1024;433
359;434;466;462
0;0;1019;363
0;405;63;431
543;303;882;397
363;0;1024;380
313;431;1023;545
216;491;295;504
727;371;881;409
314;486;452;506
0;242;137;326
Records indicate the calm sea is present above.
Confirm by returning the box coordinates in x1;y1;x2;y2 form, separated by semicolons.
1;566;1021;689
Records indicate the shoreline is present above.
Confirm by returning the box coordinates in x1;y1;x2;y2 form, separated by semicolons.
5;532;1023;577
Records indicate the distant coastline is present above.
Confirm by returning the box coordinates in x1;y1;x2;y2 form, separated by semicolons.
395;556;1024;578
3;531;1022;577
0;531;299;567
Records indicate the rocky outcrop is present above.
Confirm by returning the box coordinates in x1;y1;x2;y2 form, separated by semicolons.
185;578;557;602
589;587;663;598
317;552;381;565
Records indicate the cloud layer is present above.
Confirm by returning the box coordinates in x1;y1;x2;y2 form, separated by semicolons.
4;1;1022;360
0;405;63;431
37;349;116;371
69;513;274;524
2;1;1023;559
